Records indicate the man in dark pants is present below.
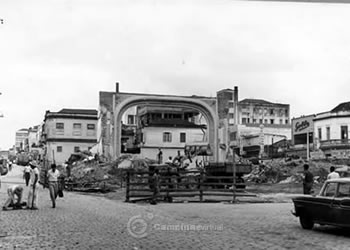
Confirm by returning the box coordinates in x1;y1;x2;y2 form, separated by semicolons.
150;169;160;205
303;164;314;195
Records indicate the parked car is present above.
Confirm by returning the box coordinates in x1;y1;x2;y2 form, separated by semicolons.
292;178;350;229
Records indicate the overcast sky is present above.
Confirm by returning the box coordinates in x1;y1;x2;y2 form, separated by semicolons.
1;0;350;150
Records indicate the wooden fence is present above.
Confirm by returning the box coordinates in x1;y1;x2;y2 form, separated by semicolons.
125;169;256;203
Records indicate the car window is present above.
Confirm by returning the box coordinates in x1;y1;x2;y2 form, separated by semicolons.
336;183;350;198
322;183;338;197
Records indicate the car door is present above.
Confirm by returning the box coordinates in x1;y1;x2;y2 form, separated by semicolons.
331;182;350;227
310;182;337;223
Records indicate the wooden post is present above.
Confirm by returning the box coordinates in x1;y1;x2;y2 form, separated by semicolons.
232;147;236;203
199;170;203;202
306;132;310;161
125;171;130;202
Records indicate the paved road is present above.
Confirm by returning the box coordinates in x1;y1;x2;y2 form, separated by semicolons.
0;165;349;249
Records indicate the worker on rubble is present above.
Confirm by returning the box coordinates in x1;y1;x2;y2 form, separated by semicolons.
157;148;163;164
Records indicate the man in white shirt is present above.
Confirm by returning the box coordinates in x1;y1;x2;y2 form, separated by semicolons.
23;164;31;186
27;161;40;210
46;164;60;208
327;166;340;180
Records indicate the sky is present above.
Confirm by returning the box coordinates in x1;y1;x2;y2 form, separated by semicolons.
1;0;350;150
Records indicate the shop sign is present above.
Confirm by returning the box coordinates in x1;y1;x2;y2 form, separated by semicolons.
293;116;314;135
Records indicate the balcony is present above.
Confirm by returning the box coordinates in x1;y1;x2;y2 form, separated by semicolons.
319;139;350;150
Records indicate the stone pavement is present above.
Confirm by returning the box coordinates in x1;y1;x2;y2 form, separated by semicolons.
0;165;349;249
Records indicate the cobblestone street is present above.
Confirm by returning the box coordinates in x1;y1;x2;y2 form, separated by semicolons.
0;165;349;249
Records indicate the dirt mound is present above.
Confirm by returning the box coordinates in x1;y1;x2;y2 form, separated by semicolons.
244;158;340;184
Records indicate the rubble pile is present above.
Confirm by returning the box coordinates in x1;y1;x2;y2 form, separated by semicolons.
244;158;341;184
68;154;158;189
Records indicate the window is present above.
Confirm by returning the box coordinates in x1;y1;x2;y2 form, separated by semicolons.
87;124;96;136
247;118;250;123
285;109;289;117
73;123;82;136
56;123;64;129
264;119;268;124
279;119;283;124
163;132;172;142
127;115;135;125
73;123;81;129
57;146;62;153
74;146;80;153
87;124;95;130
326;127;331;141
270;119;274;124
285;119;289;124
337;183;350;198
55;122;64;135
341;126;348;140
259;119;263;124
318;128;322;141
180;133;186;143
229;113;234;119
242;118;247;124
253;119;257;124
322;182;337;197
270;109;274;115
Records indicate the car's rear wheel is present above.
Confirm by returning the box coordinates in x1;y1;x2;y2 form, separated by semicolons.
299;215;314;230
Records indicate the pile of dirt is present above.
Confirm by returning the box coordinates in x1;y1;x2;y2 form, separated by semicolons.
244;158;344;184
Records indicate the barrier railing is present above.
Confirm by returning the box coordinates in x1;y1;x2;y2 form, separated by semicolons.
124;169;256;203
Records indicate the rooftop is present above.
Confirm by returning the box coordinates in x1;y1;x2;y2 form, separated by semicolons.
58;109;98;115
239;98;288;106
331;102;350;113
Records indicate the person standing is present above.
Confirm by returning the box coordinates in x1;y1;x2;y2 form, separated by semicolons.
23;164;31;186
327;166;340;180
3;185;24;210
157;148;163;164
47;164;60;208
303;164;314;195
150;169;160;205
27;161;40;210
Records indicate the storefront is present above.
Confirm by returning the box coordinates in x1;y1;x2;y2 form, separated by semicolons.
291;115;315;146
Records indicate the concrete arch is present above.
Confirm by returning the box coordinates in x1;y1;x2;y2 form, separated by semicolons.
114;95;218;161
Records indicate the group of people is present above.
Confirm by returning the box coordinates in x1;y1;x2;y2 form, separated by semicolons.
302;164;341;195
2;162;62;211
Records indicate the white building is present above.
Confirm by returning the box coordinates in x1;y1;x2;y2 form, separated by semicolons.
43;109;98;166
314;102;350;157
137;106;207;161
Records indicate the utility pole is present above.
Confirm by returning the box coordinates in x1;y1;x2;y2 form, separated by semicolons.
0;92;3;118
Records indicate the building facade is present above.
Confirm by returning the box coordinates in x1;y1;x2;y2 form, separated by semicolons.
42;109;98;166
136;106;207;161
217;88;291;159
314;102;350;157
15;128;29;153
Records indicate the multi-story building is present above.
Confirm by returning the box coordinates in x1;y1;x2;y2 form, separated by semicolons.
42;109;98;166
217;88;291;158
314;102;350;158
15;128;29;153
136;106;207;161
